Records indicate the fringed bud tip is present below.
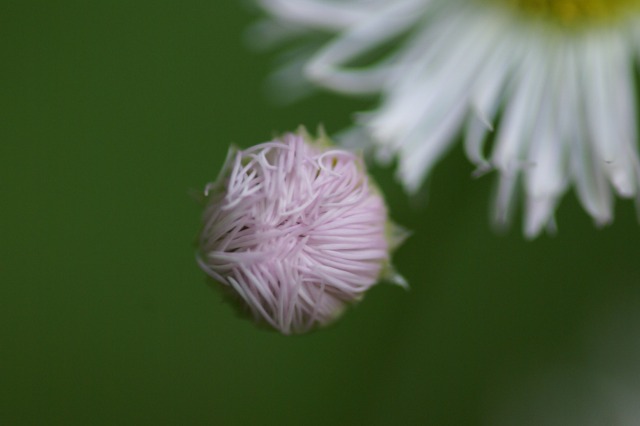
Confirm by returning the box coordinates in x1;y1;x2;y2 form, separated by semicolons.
196;128;408;335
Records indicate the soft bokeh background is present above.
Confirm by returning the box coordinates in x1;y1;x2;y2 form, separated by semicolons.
2;1;639;425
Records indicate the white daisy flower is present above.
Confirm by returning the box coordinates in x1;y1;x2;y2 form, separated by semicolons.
253;0;640;237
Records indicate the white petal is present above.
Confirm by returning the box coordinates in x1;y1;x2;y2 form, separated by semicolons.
464;18;522;170
563;40;613;224
370;10;478;143
397;91;468;190
257;0;384;31
492;34;546;173
523;75;566;237
374;10;503;146
581;31;638;197
305;0;426;94
491;35;548;224
524;197;558;239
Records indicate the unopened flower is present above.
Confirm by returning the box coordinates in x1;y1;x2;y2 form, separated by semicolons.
197;129;406;334
253;0;640;238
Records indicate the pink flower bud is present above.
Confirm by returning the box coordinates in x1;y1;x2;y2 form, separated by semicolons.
197;129;406;334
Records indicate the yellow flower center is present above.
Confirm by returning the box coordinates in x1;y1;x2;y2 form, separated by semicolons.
494;0;640;26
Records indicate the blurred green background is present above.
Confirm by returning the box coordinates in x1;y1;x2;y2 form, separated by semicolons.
2;1;639;425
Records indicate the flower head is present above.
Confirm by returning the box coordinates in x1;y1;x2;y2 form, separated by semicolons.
197;129;406;334
254;0;640;237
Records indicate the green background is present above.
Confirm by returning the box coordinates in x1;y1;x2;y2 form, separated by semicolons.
2;1;639;425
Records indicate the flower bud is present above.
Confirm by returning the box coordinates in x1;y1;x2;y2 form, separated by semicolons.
197;129;406;334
